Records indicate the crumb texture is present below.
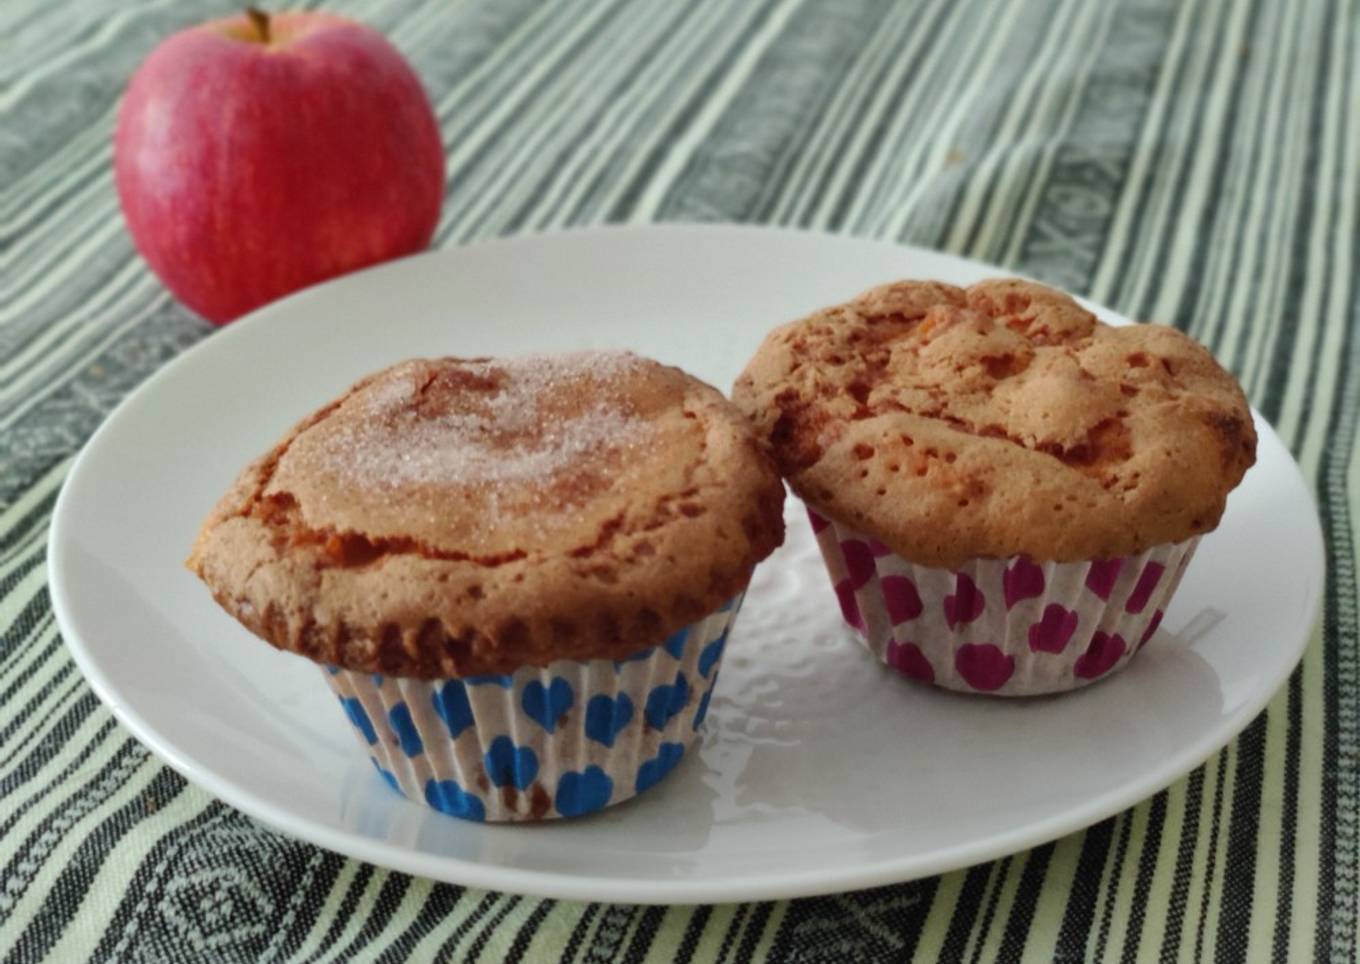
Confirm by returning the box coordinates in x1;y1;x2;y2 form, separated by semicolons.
188;352;785;677
732;278;1255;568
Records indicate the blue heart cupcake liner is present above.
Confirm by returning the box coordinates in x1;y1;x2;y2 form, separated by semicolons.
809;507;1199;696
322;595;742;821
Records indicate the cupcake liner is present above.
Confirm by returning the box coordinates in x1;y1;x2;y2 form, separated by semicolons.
322;596;741;821
808;508;1198;696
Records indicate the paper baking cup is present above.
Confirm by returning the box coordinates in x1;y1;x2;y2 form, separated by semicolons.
808;509;1198;696
322;597;740;821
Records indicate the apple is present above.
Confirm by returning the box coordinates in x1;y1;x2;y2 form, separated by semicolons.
115;9;444;324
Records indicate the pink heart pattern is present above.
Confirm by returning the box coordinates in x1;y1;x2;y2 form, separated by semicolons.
881;575;923;623
809;511;1197;696
1028;604;1079;653
943;573;986;629
833;579;864;631
1003;557;1046;610
1074;632;1127;679
1138;610;1164;648
807;508;830;534
1125;562;1164;614
839;539;877;590
955;644;1015;692
886;641;935;683
1085;558;1124;600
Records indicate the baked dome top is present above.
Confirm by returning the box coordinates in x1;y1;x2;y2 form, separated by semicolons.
189;352;785;676
732;279;1255;568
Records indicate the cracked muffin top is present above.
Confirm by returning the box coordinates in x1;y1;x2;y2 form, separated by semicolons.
732;278;1255;568
187;351;785;677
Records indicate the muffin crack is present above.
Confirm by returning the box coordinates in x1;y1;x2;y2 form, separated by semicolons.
863;399;1134;477
247;492;530;568
247;456;725;571
316;530;529;568
234;394;353;520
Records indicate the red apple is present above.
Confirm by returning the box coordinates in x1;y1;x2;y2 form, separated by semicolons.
115;9;444;324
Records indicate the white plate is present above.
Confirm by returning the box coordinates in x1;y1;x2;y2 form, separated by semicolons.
49;225;1323;904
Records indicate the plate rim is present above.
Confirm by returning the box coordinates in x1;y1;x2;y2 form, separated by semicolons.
47;223;1325;904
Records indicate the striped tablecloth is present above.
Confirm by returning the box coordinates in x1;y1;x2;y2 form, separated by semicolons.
3;0;1355;960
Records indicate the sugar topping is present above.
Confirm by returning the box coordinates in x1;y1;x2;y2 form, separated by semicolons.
312;351;656;492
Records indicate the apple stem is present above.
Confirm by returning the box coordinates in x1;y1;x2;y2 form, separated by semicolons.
246;6;271;44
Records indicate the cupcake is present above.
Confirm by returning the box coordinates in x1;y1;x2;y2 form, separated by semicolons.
732;279;1255;696
187;351;784;819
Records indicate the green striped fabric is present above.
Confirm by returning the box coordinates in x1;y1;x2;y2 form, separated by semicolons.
1;0;1354;959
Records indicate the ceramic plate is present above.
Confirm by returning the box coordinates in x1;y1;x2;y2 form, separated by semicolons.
49;225;1322;903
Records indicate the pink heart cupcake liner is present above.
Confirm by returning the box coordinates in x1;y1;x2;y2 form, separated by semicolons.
808;509;1198;696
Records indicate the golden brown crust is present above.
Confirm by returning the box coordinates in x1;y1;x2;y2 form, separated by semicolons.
732;278;1255;568
187;353;785;677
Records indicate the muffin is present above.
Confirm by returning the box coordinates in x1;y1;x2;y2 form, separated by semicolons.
732;278;1255;696
188;351;784;819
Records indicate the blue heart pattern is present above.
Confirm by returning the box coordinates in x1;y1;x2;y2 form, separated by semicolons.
484;736;539;790
662;628;688;659
334;610;737;820
584;693;634;747
424;779;486;822
388;702;424;758
613;646;655;669
339;697;377;745
692;686;714;731
698;632;727;679
556;766;614;817
371;758;402;795
644;673;690;730
432;680;475;738
635;742;686;794
522;677;575;733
